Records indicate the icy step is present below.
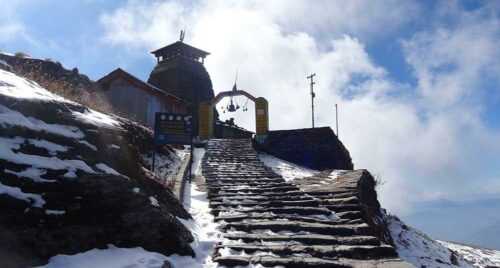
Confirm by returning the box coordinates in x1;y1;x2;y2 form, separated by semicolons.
222;221;372;236
208;190;305;198
208;185;299;194
216;244;398;260
210;195;315;202
209;199;320;208
210;205;333;217
215;213;345;225
223;233;381;246
205;178;286;185
324;204;363;213
213;255;349;268
335;211;363;220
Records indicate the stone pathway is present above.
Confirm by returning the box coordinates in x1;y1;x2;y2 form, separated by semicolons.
202;139;412;268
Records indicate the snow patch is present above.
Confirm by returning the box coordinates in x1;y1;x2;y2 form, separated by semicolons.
109;144;120;149
149;196;159;207
329;169;349;180
5;167;55;183
0;136;95;175
259;153;318;181
38;245;168;268
72;109;121;128
439;241;500;268
0;104;84;139
45;209;66;215
78;140;97;151
176;182;222;268
0;181;45;207
95;163;122;176
0;69;69;102
142;149;183;181
191;148;205;176
387;214;473;268
28;138;68;155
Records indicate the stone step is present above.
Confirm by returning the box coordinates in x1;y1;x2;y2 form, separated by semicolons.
209;199;320;208
320;196;359;205
205;180;286;186
216;244;398;260
208;190;306;198
207;185;299;194
222;221;372;236
210;206;334;217
222;233;381;246
335;211;363;220
215;213;343;225
305;190;358;198
210;195;315;202
324;204;363;213
213;255;349;268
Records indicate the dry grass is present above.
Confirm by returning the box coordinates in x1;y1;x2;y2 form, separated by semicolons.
15;68;115;115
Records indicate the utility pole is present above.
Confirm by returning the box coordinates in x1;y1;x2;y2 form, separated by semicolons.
335;104;339;138
307;73;316;128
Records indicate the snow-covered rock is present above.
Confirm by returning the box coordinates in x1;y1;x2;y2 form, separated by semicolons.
0;69;193;267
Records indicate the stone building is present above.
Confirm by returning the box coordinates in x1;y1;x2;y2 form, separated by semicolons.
97;68;187;128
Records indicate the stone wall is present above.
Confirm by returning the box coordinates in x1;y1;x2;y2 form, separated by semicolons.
256;127;354;171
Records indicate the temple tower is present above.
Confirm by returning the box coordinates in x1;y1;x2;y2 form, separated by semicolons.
147;39;215;136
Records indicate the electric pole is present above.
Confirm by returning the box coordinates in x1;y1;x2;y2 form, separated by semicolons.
335;104;339;138
307;73;316;128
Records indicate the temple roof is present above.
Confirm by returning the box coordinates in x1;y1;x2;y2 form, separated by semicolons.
98;68;186;102
151;41;210;58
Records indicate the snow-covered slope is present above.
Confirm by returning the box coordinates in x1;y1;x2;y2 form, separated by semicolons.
387;214;500;268
440;241;500;268
0;69;193;267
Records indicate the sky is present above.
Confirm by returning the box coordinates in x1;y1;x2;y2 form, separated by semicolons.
1;0;500;246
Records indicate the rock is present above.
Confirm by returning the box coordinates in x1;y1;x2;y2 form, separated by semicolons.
0;71;194;267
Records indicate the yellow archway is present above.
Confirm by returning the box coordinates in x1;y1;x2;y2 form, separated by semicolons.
198;87;269;142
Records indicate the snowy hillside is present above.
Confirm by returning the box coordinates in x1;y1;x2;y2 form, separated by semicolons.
387;215;500;268
259;155;500;268
0;69;194;267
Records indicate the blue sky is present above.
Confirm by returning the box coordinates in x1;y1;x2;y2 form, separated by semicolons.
1;0;500;247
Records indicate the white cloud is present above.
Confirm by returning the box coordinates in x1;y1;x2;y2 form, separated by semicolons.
0;0;38;47
402;9;500;108
99;0;500;215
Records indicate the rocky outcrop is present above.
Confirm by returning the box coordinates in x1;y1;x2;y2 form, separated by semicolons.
0;52;96;91
256;127;354;171
0;70;193;267
0;52;113;114
293;170;394;247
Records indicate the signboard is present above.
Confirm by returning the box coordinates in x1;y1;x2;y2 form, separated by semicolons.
154;112;192;145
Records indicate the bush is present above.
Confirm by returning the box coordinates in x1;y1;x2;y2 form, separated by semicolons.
14;52;30;58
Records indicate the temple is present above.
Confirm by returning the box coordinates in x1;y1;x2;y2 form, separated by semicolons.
97;37;251;138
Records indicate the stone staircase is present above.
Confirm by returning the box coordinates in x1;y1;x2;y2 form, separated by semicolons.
202;138;412;268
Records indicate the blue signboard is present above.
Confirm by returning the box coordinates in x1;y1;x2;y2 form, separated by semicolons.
154;112;192;145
